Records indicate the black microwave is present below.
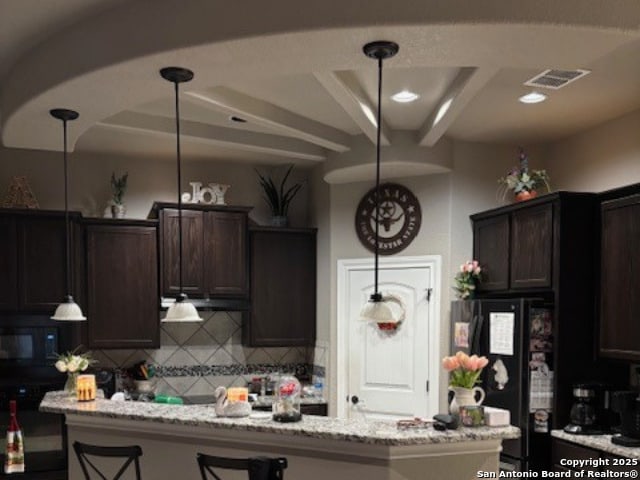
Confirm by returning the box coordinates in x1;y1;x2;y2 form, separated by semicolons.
0;326;59;366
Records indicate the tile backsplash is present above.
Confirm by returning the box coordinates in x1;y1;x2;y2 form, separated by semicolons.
91;311;326;397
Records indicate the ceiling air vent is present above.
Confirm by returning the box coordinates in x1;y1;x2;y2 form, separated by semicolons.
524;69;591;90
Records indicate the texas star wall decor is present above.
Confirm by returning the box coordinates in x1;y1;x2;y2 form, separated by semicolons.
355;182;422;255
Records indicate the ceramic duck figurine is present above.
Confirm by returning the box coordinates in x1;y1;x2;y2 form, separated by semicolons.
213;386;252;417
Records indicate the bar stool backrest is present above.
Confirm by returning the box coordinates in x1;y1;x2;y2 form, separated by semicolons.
73;441;143;480
196;453;287;480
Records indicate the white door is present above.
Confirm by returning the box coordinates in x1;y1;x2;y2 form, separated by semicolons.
337;257;440;420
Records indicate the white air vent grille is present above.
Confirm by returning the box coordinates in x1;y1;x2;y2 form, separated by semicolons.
524;69;591;90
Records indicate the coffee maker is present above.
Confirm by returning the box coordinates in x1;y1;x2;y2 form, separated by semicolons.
564;383;615;434
611;391;640;447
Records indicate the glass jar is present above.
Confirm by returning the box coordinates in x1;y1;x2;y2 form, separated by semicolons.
273;375;302;423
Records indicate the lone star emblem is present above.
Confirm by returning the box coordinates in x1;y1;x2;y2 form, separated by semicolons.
355;183;422;255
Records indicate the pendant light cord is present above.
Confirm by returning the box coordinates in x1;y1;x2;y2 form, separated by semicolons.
374;55;383;296
173;80;184;299
63;119;71;298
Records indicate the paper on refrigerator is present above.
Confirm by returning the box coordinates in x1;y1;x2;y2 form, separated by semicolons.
489;312;515;356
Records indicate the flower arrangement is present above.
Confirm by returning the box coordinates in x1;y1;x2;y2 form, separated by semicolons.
442;351;489;389
498;148;550;201
454;260;482;299
54;347;97;394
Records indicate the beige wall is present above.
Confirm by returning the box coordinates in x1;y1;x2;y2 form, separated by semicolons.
0;146;310;226
546;109;640;192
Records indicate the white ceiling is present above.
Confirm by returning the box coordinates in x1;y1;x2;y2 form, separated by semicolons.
2;1;640;181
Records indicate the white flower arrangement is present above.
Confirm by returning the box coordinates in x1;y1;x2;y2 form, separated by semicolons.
54;347;95;374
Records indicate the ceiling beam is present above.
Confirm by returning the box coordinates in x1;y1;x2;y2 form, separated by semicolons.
417;67;499;147
98;112;326;161
184;87;351;152
313;71;391;146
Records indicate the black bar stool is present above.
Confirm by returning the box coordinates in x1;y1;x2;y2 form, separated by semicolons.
73;441;143;480
196;453;287;480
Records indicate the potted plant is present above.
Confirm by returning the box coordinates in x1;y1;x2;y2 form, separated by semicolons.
255;164;303;227
498;148;550;202
110;172;128;218
453;260;482;300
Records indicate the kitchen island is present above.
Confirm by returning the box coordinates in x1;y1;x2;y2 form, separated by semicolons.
41;392;519;480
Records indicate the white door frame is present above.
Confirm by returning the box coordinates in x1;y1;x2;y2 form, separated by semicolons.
336;255;441;419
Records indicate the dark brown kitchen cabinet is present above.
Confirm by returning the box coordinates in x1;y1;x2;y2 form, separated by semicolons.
510;203;553;289
552;439;638;476
153;203;250;300
472;193;592;294
472;215;509;291
0;216;18;310
85;219;159;349
599;194;640;361
244;227;316;347
0;209;82;313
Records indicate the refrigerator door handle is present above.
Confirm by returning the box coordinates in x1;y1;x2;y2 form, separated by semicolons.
471;314;483;354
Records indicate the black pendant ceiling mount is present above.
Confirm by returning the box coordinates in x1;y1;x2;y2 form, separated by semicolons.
160;66;202;322
50;107;86;321
360;41;400;324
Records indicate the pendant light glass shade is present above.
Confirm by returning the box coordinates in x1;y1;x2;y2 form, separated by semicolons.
359;41;399;324
160;66;202;323
51;295;86;321
50;108;86;322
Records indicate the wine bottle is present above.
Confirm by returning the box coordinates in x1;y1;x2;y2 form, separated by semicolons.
4;400;25;474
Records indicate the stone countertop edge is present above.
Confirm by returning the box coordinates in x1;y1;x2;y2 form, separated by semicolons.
41;391;519;447
551;429;640;459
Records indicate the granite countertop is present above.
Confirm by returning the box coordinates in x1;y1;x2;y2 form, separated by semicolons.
551;429;640;459
41;391;519;447
251;395;327;408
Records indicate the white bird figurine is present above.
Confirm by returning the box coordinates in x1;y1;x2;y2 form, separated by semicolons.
214;386;252;417
492;358;509;390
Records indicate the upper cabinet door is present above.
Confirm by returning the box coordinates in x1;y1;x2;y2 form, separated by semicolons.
474;215;509;292
87;223;159;349
204;211;248;297
18;216;68;311
0;216;18;310
510;203;553;289
600;195;640;361
160;209;204;297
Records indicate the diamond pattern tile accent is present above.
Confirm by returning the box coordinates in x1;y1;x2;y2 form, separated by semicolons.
185;377;216;396
161;322;201;345
163;376;198;394
202;312;239;343
165;348;200;367
101;349;142;368
153;378;178;396
279;347;305;364
209;347;235;366
246;348;275;364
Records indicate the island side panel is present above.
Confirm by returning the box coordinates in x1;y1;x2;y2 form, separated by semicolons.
65;415;502;480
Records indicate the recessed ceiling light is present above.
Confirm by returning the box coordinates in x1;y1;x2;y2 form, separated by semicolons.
391;90;419;103
519;92;547;104
229;115;247;123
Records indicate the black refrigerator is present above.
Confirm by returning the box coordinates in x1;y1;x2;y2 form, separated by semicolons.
450;299;554;472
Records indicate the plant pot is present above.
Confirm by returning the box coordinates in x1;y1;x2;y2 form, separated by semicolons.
270;215;288;227
110;204;126;219
515;190;537;202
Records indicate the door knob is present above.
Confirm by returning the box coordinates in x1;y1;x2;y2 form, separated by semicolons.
351;395;359;405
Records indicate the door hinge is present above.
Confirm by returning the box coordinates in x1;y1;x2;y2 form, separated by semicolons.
426;288;432;302
426;380;429;392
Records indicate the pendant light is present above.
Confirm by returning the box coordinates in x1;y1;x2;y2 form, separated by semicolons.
160;66;202;323
360;41;399;324
50;108;86;321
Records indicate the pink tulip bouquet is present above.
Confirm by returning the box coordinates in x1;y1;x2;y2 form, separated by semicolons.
453;260;482;299
442;351;489;389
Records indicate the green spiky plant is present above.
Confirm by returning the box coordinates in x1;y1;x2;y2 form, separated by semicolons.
110;172;128;205
255;165;303;218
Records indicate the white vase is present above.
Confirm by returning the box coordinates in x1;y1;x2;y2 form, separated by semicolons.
111;204;126;219
448;386;485;415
